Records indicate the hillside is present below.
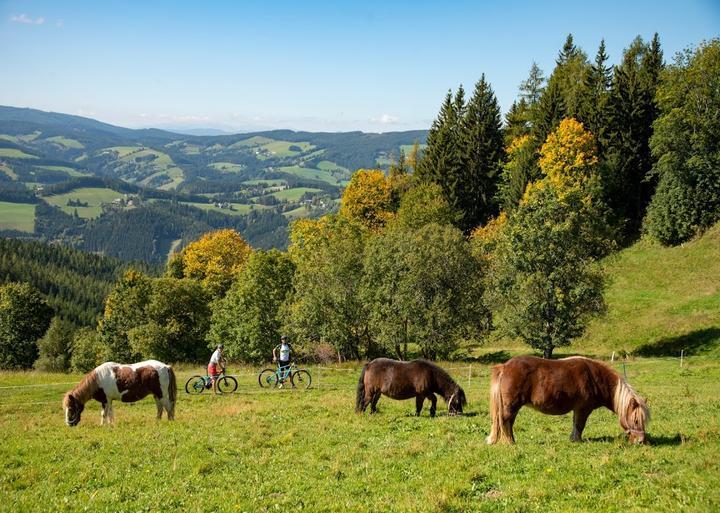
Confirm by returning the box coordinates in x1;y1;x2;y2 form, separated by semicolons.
0;238;157;326
0;106;426;260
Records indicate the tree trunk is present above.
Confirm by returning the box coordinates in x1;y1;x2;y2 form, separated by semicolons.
543;345;554;359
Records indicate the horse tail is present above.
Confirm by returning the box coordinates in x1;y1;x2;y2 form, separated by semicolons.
355;364;367;413
486;365;508;444
167;366;177;419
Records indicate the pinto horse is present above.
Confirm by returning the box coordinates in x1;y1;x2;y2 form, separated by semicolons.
63;360;176;426
356;358;466;416
486;356;649;444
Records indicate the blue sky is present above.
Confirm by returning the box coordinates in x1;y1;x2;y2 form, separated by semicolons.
1;0;718;132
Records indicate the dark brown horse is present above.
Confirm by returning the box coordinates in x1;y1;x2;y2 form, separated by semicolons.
486;356;649;444
356;358;466;416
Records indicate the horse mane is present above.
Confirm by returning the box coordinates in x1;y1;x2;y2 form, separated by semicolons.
418;359;465;404
67;367;101;405
613;377;650;432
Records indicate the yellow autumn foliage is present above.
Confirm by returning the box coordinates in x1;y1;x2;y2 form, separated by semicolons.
538;118;598;193
469;211;508;263
339;169;394;230
178;229;251;296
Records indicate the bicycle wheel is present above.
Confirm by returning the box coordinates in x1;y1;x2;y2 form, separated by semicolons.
258;368;279;388
185;375;206;394
216;375;238;394
291;370;312;389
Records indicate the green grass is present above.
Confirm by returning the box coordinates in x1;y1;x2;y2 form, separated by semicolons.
259;140;314;158
317;160;349;173
0;148;38;159
44;188;126;219
578;224;720;357
35;166;89;178
283;205;313;219
180;202;266;215
270;187;322;201
229;136;275;149
208;162;245;173
243;179;286;186
44;136;85;149
279;165;346;186
104;146;143;158
0;202;35;232
0;163;18;180
0;357;718;512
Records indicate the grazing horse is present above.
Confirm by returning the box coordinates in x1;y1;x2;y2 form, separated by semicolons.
63;360;176;426
486;355;649;444
356;358;466;417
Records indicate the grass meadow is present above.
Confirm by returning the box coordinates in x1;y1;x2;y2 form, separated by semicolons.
0;201;35;232
1;356;718;513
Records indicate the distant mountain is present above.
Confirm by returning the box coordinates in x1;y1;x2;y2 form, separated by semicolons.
0;105;426;263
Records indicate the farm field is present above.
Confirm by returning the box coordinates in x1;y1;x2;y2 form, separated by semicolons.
44;187;126;218
180;202;264;216
0;201;35;232
1;357;718;512
269;187;322;202
0;148;37;159
279;165;346;185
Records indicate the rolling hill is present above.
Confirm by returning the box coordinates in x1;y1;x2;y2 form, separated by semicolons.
0;106;427;261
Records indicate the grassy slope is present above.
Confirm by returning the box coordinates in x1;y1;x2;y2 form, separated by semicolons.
579;224;720;357
0;359;718;512
0;202;35;232
44;187;125;219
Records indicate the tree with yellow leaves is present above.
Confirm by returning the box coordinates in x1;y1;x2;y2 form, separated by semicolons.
173;229;252;297
538;117;599;194
339;169;394;230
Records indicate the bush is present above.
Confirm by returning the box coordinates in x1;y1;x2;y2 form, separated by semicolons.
70;328;109;372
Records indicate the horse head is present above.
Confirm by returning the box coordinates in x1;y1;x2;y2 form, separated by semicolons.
447;385;467;415
63;393;84;427
622;396;649;444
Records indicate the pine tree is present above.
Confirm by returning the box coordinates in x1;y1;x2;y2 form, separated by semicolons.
520;62;545;105
457;75;504;230
579;40;612;155
603;35;664;239
532;75;567;146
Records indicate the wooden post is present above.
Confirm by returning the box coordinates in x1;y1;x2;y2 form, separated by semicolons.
467;365;472;389
611;351;615;362
680;350;684;369
317;366;321;389
622;360;627;379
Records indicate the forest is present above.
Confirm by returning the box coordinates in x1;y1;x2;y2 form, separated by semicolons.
1;34;718;371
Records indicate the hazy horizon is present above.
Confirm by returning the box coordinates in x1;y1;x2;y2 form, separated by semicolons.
1;0;718;132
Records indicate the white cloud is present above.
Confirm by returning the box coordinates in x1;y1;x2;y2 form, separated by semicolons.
10;14;45;25
371;113;400;125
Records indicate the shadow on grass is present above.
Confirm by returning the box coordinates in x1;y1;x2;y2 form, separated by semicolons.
461;351;512;364
633;327;720;357
584;434;684;446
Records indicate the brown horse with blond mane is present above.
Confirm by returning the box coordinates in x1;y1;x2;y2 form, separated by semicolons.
63;360;176;426
486;356;649;444
356;358;466;416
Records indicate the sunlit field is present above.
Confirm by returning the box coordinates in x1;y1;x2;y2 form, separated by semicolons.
1;357;718;512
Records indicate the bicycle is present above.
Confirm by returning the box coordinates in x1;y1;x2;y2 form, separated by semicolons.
185;367;238;394
258;362;312;389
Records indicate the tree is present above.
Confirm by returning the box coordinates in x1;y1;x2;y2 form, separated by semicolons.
0;282;53;369
416;89;464;207
497;135;541;212
128;278;211;362
285;215;371;360
208;250;295;362
70;328;108;373
34;317;76;372
487;120;612;358
361;223;488;359
579;39;612;155
457;75;505;231
393;182;460;230
520;62;545;105
99;269;152;362
603;35;664;239
173;229;252;297
487;186;609;358
644;39;720;244
339;169;395;230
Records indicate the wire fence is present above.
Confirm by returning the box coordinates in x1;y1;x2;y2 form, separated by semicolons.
0;354;698;411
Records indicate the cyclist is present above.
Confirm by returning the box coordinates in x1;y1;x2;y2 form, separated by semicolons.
208;344;226;394
272;335;292;387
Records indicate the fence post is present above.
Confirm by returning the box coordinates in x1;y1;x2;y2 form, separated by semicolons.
317;366;321;389
680;350;684;369
611;351;615;362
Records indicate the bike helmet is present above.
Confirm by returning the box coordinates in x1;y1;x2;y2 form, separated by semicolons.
218;344;224;349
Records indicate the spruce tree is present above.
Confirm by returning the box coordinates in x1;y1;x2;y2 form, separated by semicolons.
603;35;664;239
458;75;504;230
579;39;612;155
